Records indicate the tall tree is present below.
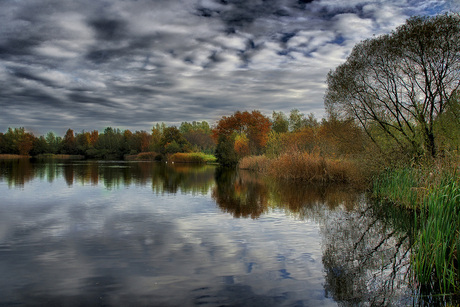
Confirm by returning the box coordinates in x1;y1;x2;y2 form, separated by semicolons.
325;13;460;157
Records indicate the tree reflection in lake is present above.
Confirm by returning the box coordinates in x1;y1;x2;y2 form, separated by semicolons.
213;167;416;304
0;159;419;305
0;159;215;194
321;200;415;305
212;168;361;220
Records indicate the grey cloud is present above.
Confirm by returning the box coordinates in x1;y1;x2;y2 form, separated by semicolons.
0;0;456;134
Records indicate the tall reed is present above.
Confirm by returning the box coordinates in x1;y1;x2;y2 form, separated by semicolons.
372;161;460;295
412;179;459;294
239;152;363;184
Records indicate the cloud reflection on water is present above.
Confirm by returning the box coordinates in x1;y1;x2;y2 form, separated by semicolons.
0;159;414;305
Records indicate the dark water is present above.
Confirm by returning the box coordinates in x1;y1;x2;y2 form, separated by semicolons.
0;159;416;306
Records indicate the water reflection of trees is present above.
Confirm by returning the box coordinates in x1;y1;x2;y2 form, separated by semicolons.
212;168;269;218
0;159;35;187
213;169;363;219
0;160;215;194
213;168;416;304
321;200;415;305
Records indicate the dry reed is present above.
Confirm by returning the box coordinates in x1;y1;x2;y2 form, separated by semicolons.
239;152;362;183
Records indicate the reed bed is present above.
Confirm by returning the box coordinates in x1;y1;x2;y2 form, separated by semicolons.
238;155;271;173
239;152;361;183
412;179;459;294
372;161;460;295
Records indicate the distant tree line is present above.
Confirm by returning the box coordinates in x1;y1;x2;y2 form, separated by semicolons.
0;121;215;160
1;109;361;164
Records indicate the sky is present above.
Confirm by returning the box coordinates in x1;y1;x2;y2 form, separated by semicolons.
0;0;458;135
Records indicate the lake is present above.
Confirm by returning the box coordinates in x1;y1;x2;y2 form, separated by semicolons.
0;159;416;306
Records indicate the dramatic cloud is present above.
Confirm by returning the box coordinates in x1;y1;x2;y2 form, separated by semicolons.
0;0;456;134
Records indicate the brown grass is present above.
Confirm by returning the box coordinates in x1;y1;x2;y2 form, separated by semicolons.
238;155;271;172
125;152;161;161
239;152;364;184
0;154;30;159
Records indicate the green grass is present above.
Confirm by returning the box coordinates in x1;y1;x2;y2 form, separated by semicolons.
412;179;459;294
372;165;460;295
169;152;217;164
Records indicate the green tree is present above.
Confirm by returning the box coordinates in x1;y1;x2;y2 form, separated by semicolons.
75;131;91;155
45;132;62;154
159;126;190;154
95;127;124;159
151;123;166;152
271;111;289;133
214;135;238;166
31;136;48;155
289;109;305;132
325;13;460;158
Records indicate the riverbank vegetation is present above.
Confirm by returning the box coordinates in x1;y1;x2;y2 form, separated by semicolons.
325;13;460;297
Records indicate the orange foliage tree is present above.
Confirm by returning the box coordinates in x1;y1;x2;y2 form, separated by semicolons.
213;110;271;155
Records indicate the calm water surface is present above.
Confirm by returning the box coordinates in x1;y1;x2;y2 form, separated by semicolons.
0;159;415;306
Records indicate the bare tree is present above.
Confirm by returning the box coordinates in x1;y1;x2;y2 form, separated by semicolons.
325;14;460;157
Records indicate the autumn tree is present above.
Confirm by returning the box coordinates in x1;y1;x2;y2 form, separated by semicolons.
0;127;35;155
213;110;271;160
325;13;460;158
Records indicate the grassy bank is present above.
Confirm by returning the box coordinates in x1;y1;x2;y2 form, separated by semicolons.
372;160;460;295
238;152;364;184
169;152;217;164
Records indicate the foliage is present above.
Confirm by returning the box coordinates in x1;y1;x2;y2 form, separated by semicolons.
271;111;289;133
180;121;215;153
213;110;272;156
214;135;239;166
160;126;191;154
325;13;460;158
0;127;34;156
